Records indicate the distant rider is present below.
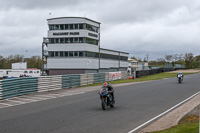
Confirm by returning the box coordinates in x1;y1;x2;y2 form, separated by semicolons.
103;82;114;100
177;72;184;79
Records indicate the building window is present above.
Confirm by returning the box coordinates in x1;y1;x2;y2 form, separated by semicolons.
54;25;59;30
79;51;85;57
60;38;64;43
86;38;98;45
60;51;64;57
60;25;64;30
65;24;69;30
55;38;59;43
55;52;59;57
69;24;73;30
70;38;73;43
49;25;54;30
65;52;68;57
65;38;68;43
86;52;98;58
79;24;83;29
74;38;79;43
79;38;83;43
69;51;73;57
75;24;78;29
49;52;54;57
86;24;98;33
74;51;78;57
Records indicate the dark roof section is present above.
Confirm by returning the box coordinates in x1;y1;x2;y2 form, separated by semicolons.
100;48;129;55
47;17;101;24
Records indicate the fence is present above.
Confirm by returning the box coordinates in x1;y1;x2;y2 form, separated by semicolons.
0;71;128;99
136;68;175;78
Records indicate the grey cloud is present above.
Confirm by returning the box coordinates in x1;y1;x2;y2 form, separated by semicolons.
1;0;200;60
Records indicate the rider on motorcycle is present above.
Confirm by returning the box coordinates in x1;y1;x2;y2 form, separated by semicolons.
177;72;184;82
177;72;184;78
103;82;114;100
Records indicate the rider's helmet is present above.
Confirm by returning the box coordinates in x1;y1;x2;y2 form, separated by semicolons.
103;82;108;87
178;72;183;74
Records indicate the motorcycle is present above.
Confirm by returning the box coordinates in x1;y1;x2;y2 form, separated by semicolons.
177;74;183;83
98;87;115;110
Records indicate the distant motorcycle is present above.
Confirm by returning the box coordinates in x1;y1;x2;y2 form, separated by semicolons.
177;74;183;83
98;87;115;110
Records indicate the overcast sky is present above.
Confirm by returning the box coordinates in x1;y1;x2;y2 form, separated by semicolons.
0;0;200;60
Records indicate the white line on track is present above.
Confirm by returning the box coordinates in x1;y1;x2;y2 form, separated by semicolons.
0;102;12;106
128;91;200;133
0;91;86;109
26;96;50;100
5;99;26;104
15;97;39;102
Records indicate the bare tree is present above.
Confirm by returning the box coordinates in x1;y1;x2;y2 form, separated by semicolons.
165;55;173;63
184;53;194;68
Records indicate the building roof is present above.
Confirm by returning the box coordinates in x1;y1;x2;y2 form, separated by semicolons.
128;59;138;62
47;17;101;24
100;48;129;54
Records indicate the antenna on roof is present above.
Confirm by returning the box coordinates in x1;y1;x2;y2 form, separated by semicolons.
49;13;52;18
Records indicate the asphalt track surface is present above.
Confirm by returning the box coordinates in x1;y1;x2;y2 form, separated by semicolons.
0;73;199;133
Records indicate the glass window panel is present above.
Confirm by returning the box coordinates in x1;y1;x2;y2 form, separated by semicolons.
74;38;78;43
49;25;54;30
69;51;73;57
70;38;73;43
55;52;59;56
65;24;69;30
79;38;83;43
65;38;68;43
74;51;78;57
65;52;68;57
55;38;59;43
79;51;85;57
55;25;59;30
60;52;64;57
60;25;64;30
70;24;73;29
49;52;54;57
75;24;78;29
60;38;64;43
79;24;83;29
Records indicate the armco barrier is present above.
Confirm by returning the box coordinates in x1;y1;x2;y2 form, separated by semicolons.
0;71;128;99
70;74;80;87
0;80;2;99
87;73;94;85
1;77;38;99
80;74;88;86
62;74;80;88
105;73;109;81
62;75;70;88
38;76;62;92
121;71;128;79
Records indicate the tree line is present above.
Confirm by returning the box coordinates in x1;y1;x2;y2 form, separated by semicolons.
0;55;43;69
131;53;200;69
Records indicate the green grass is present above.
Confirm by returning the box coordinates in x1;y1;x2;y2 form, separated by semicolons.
151;122;199;133
80;72;195;87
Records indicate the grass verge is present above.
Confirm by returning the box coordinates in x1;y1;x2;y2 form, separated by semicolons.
80;72;195;87
151;115;199;133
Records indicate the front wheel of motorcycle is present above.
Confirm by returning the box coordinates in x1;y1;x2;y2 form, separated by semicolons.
101;99;106;110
